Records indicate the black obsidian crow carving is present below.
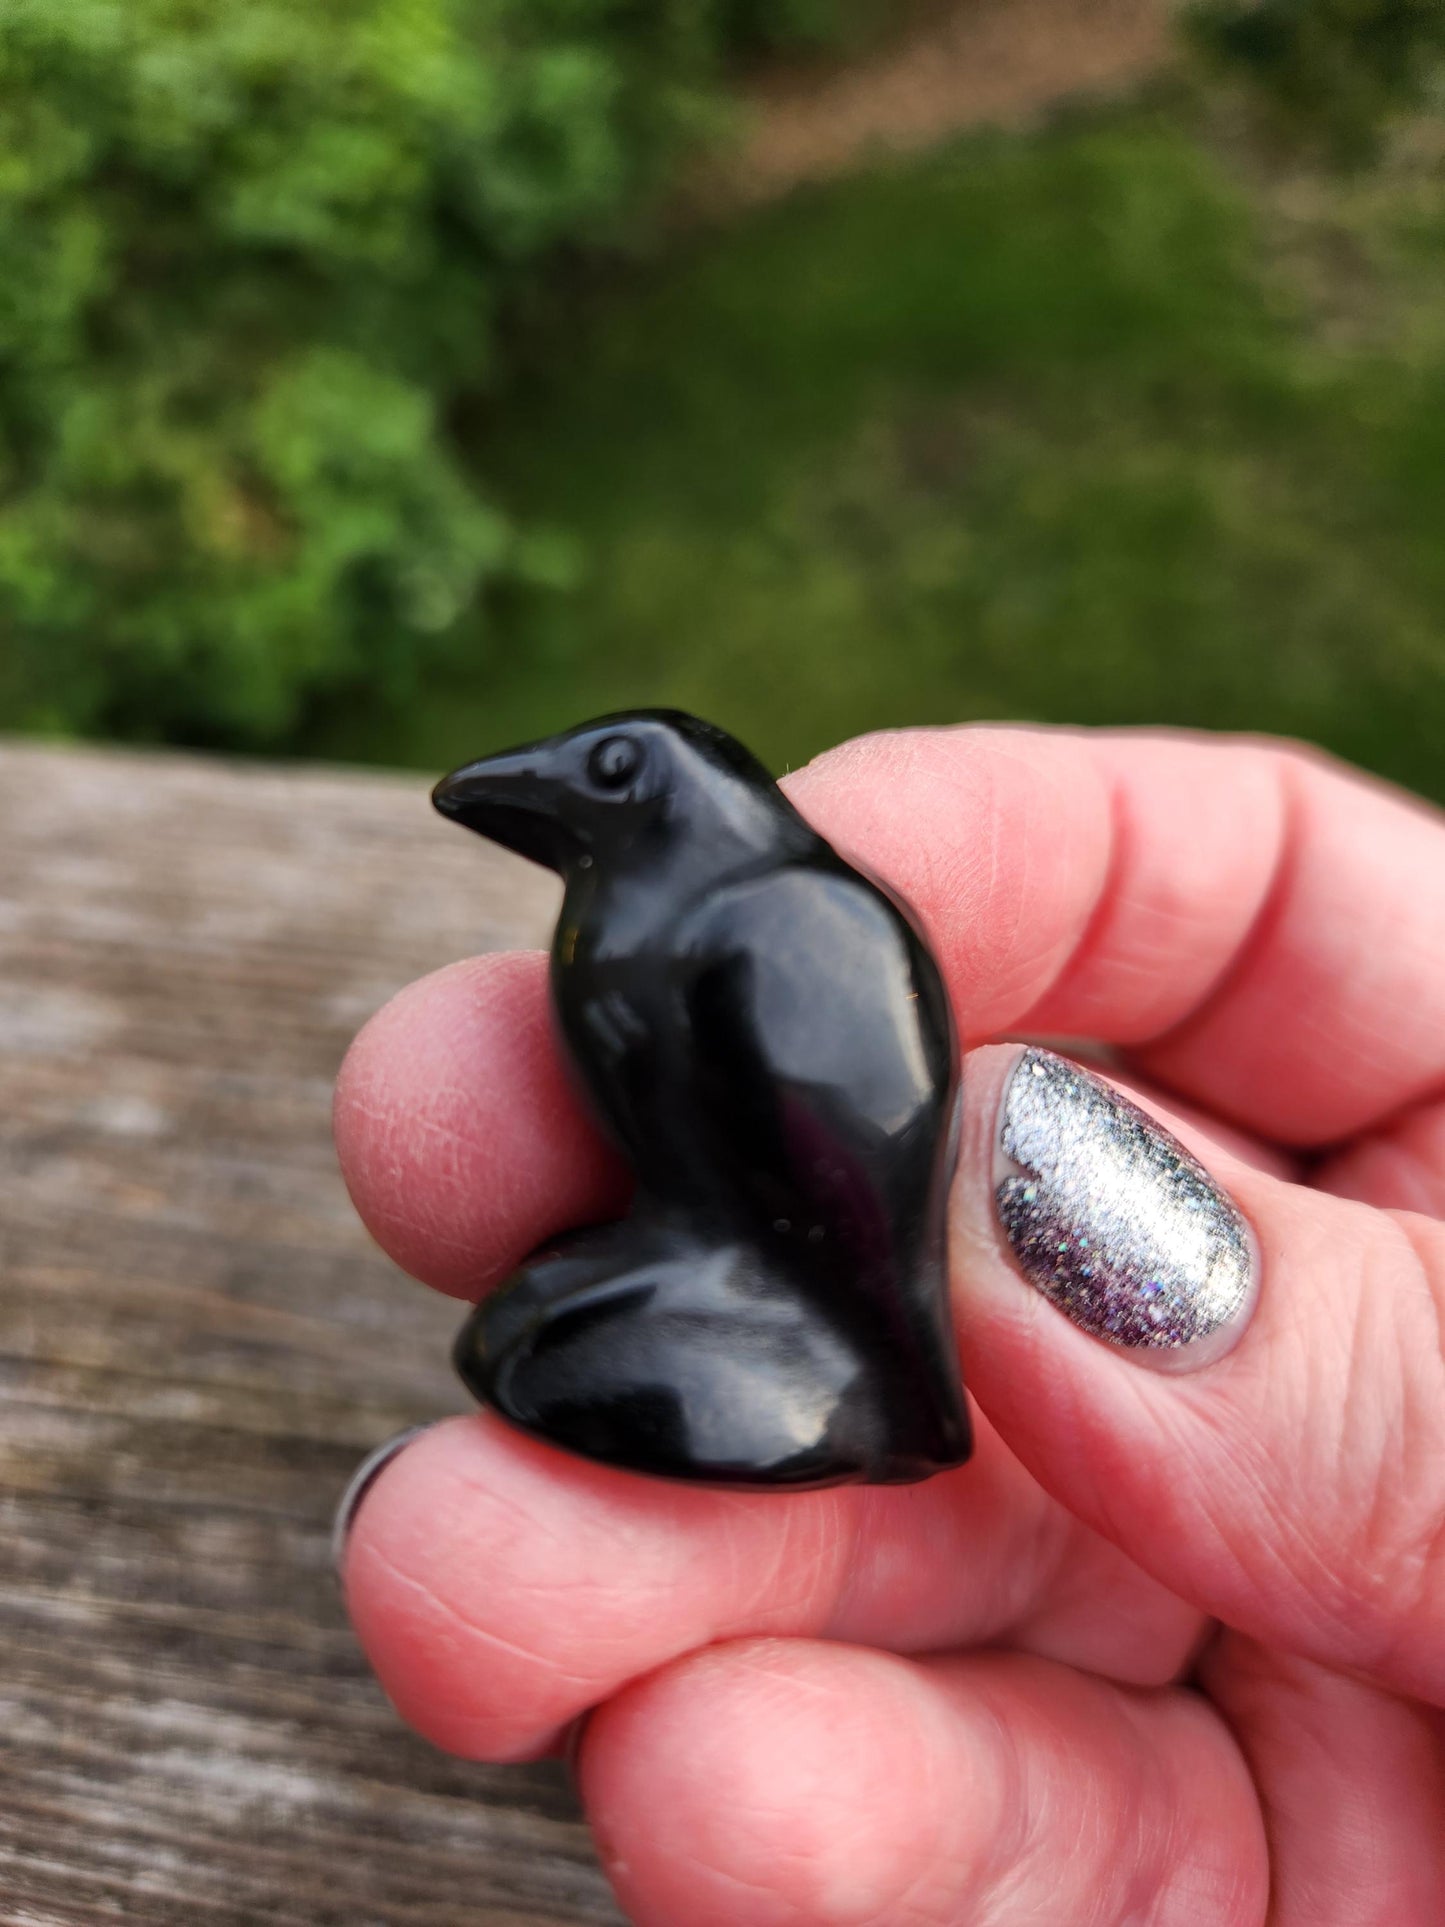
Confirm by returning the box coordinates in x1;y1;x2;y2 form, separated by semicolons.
432;711;970;1488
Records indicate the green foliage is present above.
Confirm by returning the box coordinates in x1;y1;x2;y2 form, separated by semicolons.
1191;0;1445;155
713;0;891;58
308;111;1445;804
5;2;1442;798
1;0;871;744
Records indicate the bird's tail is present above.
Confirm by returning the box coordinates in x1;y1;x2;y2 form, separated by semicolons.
453;1214;970;1488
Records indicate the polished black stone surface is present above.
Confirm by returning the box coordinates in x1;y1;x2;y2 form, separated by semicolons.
433;711;970;1488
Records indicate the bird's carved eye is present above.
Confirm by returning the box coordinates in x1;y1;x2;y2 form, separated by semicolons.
587;734;642;792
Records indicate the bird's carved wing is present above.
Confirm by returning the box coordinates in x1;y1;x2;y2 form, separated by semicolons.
676;864;954;1221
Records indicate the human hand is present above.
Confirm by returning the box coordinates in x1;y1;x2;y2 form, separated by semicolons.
334;726;1445;1925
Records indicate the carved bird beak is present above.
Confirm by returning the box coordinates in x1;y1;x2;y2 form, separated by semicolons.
432;746;577;874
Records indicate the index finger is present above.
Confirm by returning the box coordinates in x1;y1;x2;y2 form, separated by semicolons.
786;724;1445;1143
335;725;1445;1299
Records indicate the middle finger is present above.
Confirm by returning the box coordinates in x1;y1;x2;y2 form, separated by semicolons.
339;1408;1202;1761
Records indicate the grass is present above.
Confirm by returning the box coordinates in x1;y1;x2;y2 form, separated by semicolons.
305;93;1445;802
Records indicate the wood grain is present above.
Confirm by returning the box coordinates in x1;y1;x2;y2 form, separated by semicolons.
0;741;624;1925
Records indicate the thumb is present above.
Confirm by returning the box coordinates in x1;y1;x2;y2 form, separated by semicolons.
950;1045;1445;1705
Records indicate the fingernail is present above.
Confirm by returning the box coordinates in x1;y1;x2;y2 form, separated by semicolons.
994;1049;1256;1370
332;1423;434;1575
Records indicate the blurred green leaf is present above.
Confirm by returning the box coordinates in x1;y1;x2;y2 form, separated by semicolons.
0;0;874;743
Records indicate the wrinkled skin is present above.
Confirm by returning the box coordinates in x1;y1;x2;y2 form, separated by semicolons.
336;725;1445;1926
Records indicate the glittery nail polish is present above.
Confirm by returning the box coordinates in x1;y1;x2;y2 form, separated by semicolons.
994;1049;1256;1370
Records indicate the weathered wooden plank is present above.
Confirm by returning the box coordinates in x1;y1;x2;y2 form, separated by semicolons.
0;741;624;1925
